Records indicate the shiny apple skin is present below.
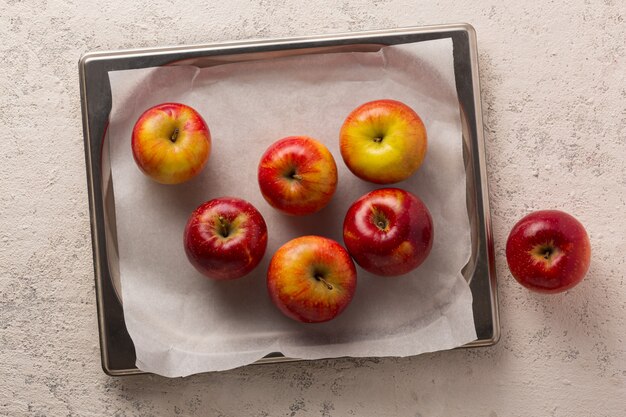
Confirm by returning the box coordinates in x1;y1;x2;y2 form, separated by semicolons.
184;197;268;280
267;236;357;323
132;102;211;184
258;136;338;216
340;99;427;184
506;210;591;294
343;188;433;276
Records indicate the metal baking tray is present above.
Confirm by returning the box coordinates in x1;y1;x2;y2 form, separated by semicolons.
79;23;499;376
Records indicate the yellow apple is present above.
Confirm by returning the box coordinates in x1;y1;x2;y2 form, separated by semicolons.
339;99;427;184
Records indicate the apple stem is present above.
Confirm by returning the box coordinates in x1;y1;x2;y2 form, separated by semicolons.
170;128;179;143
373;137;383;143
315;275;333;290
217;216;230;238
285;167;303;181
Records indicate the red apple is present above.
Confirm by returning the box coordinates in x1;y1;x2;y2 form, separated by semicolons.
267;236;357;323
184;197;268;280
343;188;433;276
506;210;591;293
132;102;211;184
340;99;427;184
258;136;338;215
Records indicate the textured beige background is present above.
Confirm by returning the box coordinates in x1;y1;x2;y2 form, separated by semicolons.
1;0;625;416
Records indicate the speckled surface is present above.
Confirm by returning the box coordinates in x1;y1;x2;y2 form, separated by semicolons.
1;0;625;416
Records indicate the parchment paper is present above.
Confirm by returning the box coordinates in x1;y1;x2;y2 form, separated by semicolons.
108;38;476;377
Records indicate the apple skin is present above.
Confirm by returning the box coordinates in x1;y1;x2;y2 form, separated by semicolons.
506;210;591;294
267;236;357;323
184;197;268;280
132;102;211;184
340;99;427;184
258;136;338;216
343;188;434;277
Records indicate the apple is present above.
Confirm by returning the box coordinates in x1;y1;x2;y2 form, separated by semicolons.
343;188;433;276
184;197;268;280
258;136;338;215
339;99;427;184
132;102;211;184
506;210;591;293
267;236;357;323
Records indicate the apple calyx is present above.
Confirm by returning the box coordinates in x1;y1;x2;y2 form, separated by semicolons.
170;127;180;143
530;242;561;265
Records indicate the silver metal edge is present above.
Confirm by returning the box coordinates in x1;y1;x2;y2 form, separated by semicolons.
461;24;501;347
79;57;116;375
81;58;149;377
79;23;499;375
78;24;469;64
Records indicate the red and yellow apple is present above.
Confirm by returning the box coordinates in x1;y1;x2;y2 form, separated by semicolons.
184;197;267;280
340;99;427;184
506;210;591;293
267;236;357;323
132;102;211;184
258;136;338;216
343;188;433;276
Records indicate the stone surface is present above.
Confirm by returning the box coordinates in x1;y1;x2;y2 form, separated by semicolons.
0;0;624;416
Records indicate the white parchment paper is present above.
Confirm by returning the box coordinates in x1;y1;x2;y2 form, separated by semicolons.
108;38;476;377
